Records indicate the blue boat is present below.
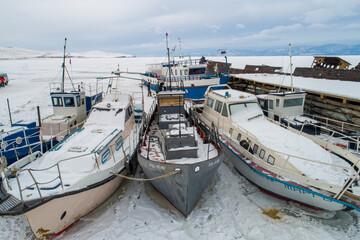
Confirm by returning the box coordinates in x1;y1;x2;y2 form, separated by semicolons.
141;34;230;99
0;38;103;166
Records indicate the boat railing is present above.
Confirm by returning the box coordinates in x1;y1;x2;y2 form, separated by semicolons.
162;74;218;82
197;104;360;196
146;58;206;70
224;122;360;198
303;113;360;134
49;81;104;96
41;111;89;143
1;126;45;163
262;108;360;154
3;132;133;203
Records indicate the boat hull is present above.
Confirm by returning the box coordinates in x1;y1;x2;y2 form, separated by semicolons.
22;168;127;239
142;75;230;99
220;139;348;211
137;153;223;216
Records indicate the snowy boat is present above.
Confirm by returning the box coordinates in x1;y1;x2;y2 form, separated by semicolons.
195;85;360;212
141;34;230;99
40;38;103;143
257;91;360;153
137;91;223;216
0;92;140;239
257;90;321;135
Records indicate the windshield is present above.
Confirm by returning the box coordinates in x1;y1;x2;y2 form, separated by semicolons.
229;102;260;115
229;102;263;121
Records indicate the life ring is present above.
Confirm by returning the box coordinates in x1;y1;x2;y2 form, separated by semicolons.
16;137;22;144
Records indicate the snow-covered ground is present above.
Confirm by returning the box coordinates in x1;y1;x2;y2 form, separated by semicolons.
1;55;360;240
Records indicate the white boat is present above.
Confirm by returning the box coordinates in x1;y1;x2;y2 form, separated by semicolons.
0;91;140;239
195;85;360;212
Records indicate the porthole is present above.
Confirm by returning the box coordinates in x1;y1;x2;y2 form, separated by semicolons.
60;211;67;220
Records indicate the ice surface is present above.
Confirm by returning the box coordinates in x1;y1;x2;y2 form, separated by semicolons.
0;55;360;240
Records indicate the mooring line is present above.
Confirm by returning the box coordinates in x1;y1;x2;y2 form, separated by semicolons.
110;169;181;181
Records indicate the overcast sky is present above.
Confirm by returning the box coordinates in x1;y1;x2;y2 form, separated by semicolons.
1;0;360;56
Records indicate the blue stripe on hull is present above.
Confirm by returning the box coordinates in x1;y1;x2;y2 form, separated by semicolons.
220;140;360;212
143;75;230;99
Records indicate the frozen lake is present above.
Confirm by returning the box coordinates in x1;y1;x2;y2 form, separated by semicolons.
0;56;360;240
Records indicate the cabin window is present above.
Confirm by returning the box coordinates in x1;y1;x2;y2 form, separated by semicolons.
82;98;85;105
101;149;111;164
276;99;280;108
180;70;183;75
253;144;259;155
229;102;260;115
76;96;80;107
52;97;63;106
236;133;242;141
175;69;177;75
267;155;275;165
64;97;75;107
206;97;214;108
125;105;133;122
115;136;123;151
269;100;274;110
184;70;188;75
189;68;205;75
283;98;303;107
221;103;228;117
214;101;223;113
259;149;265;159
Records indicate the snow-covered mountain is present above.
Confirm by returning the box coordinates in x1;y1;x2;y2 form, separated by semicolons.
0;47;134;59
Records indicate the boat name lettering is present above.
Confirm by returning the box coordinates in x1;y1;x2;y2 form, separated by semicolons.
209;159;220;167
284;184;316;197
149;163;165;170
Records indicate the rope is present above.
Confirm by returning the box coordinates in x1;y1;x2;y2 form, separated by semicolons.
110;169;182;181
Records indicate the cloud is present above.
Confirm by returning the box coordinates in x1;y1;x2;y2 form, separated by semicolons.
209;25;221;32
236;24;245;29
237;24;303;42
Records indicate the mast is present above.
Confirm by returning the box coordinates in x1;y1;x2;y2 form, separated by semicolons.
289;43;293;92
166;33;172;91
178;38;183;59
61;38;67;93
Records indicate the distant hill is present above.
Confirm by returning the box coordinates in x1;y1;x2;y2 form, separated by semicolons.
182;44;360;57
0;47;134;59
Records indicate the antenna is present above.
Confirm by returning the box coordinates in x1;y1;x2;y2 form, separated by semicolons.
178;38;183;59
289;43;293;92
166;33;172;90
61;38;67;93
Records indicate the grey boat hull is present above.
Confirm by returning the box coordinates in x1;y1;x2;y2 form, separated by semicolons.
138;153;223;216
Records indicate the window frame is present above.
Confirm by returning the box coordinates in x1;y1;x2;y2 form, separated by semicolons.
206;97;214;108
259;149;265;159
52;97;63;107
214;100;223;113
64;97;75;107
267;155;275;165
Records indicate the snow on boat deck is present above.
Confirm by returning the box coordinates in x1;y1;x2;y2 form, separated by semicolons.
231;111;352;186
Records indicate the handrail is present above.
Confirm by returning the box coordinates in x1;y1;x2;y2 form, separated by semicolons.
262;108;360;154
194;101;360;197
5;130;134;202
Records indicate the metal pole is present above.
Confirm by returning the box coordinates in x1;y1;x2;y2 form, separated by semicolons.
166;33;172;90
225;55;229;75
289;43;293;92
37;106;42;128
7;98;13;126
61;38;67;93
